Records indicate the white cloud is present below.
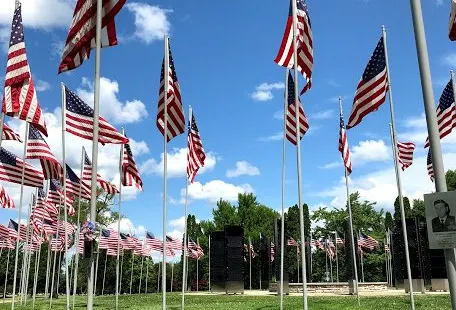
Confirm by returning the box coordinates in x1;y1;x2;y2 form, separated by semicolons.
169;216;186;233
140;147;217;178
126;3;171;44
35;80;51;92
327;80;340;87
0;0;74;30
319;161;341;170
251;82;284;102
443;53;456;68
226;161;260;178
76;77;148;124
107;218;147;239
310;109;335;120
258;132;283;142
315;151;456;211
435;0;444;6
351;140;390;164
182;180;254;203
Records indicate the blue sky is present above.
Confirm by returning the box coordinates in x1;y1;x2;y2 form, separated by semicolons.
0;0;455;246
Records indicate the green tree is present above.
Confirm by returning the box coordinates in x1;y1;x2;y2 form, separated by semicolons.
446;169;456;191
385;211;394;231
411;198;425;219
393;196;412;222
212;199;239;229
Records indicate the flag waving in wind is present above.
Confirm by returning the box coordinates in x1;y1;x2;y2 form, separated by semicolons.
397;142;416;171
2;3;47;136
187;112;206;183
274;0;313;91
58;0;126;73
347;37;388;129
338;108;352;174
122;138;143;190
285;71;309;145
156;40;185;142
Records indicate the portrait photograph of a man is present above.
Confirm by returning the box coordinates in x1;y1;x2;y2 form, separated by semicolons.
431;199;456;232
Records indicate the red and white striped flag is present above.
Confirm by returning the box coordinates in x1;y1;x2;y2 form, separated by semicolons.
274;0;313;93
287;237;298;247
3;124;21;142
427;149;434;182
156;40;185;142
0;184;14;209
397;142;415;171
285;71;309;145
424;80;456;148
58;0;126;73
338;109;352;174
347;37;388;129
122;140;143;190
63;85;128;145
2;3;47;136
0;147;43;188
187;112;206;183
26;125;64;180
83;148;118;194
145;232;162;252
166;235;182;251
449;0;456;41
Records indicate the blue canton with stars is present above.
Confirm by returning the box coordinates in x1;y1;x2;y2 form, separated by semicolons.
9;5;24;47
65;164;80;183
287;71;298;106
65;86;94;117
427;149;432;165
28;124;45;141
38;188;46;198
361;37;386;81
438;81;455;111
0;147;17;166
49;179;61;191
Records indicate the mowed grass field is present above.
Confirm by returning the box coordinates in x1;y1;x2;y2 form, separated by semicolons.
0;293;450;309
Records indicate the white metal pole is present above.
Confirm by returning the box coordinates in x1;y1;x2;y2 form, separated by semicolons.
115;128;125;309
383;26;415;310
10;122;30;310
279;69;288;310
291;0;308;307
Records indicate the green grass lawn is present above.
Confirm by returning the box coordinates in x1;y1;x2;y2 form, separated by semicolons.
0;293;451;309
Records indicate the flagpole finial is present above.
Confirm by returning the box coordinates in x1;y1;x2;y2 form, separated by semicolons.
15;0;20;9
382;25;386;32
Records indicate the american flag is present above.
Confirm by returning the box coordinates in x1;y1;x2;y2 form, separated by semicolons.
156;40;185;142
287;237;298;247
122;139;143;190
0;147;43;187
424;80;456;148
99;229;119;250
450;0;456;41
336;237;344;245
397;142;416;171
58;0;126;73
187;112;206;183
145;232;162;252
274;0;313;89
83;148;118;194
347;37;388;129
36;188;57;218
188;240;204;260
8;219;26;241
48;178;76;216
0;184;14;209
315;239;324;250
166;235;182;251
64;85;128;145
286;71;309;145
3;124;21;142
427;149;434;182
26;125;63;180
65;164;91;200
358;232;379;250
338;109;352;174
2;3;47;136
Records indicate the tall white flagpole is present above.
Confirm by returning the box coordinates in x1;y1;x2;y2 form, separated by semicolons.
279;69;288;310
208;235;211;292
129;252;134;294
338;96;360;304
115;127;125;310
139;253;144;293
93;230;102;295
297;245;300;283
291;0;308;307
72;146;85;309
335;233;339;283
181;105;192;309
32;233;43;308
60;83;71;310
101;251;108;295
44;239;51;298
86;0;103;306
10;121;30;310
19;196;33;303
50;206;62;307
162;34;170;310
382;26;415;310
145;259;149;293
